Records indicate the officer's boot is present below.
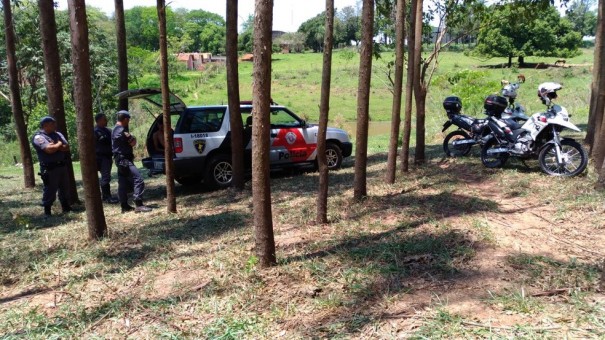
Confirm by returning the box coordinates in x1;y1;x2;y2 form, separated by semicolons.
101;184;119;204
44;205;52;217
121;202;135;213
134;199;152;213
61;201;72;214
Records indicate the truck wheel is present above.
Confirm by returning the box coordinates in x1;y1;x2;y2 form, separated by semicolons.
326;142;343;170
205;154;233;189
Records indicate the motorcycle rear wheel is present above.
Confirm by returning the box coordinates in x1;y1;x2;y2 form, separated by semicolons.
539;139;587;177
443;130;472;157
481;138;509;168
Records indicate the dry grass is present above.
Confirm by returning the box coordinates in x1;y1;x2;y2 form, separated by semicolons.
1;144;604;338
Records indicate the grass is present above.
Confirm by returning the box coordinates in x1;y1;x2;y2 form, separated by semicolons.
1;49;605;338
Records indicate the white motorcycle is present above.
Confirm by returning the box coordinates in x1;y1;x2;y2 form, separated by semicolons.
480;83;588;177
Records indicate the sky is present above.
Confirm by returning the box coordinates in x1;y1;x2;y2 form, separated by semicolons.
55;0;361;32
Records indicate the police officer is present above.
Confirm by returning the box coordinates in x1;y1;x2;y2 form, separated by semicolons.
112;110;152;213
94;113;119;204
31;116;72;217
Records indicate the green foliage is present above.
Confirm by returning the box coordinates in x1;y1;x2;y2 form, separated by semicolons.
433;70;501;115
565;0;598;37
297;11;328;52
124;6;176;51
238;15;254;53
474;4;583;62
298;6;362;52
124;6;225;54
0;1;118;160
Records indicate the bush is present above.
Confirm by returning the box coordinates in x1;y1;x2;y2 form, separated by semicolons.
432;70;501;115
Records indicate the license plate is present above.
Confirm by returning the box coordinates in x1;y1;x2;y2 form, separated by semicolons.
154;161;164;170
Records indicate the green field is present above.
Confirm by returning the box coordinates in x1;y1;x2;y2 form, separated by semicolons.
138;48;595;124
2;50;604;338
0;49;595;166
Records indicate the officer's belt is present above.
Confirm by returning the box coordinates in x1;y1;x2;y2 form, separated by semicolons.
40;161;65;169
114;153;134;162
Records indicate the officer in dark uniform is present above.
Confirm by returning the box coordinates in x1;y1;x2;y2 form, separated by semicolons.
112;110;152;213
94;113;119;204
31;116;72;217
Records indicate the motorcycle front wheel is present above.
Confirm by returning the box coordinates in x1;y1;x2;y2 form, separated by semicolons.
443;130;472;157
481;138;509;168
539;139;587;177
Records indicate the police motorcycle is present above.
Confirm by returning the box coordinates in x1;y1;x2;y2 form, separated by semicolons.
442;76;529;157
480;83;588;177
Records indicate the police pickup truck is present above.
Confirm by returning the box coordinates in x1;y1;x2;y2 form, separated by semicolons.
118;89;353;188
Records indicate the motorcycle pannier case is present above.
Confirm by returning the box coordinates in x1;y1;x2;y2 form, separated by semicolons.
443;96;462;115
451;114;474;131
484;95;508;117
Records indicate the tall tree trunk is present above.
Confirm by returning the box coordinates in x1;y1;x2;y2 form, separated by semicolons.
316;0;335;224
67;0;107;240
2;0;35;189
157;0;177;213
593;0;605;185
353;0;375;201
412;0;425;165
587;0;604;151
386;0;406;183
508;55;512;68
39;0;79;205
252;0;276;267
400;0;418;173
115;0;129;111
226;0;245;191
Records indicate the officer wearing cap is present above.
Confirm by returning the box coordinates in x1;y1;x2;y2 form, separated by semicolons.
94;113;119;204
31;116;72;217
112;110;151;213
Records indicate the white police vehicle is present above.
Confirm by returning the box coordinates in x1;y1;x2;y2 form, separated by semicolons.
118;89;353;188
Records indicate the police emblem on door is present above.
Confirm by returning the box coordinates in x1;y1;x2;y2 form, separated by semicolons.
194;139;206;154
285;131;297;145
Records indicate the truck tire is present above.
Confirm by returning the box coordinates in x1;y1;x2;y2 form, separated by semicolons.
204;154;233;189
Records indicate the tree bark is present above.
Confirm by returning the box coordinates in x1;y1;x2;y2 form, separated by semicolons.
412;0;425;165
593;0;605;184
386;0;406;183
252;0;276;267
157;0;177;213
39;0;80;205
400;0;418;173
316;0;335;224
508;55;512;68
3;0;36;189
353;0;374;201
115;0;129;111
587;0;604;151
226;0;245;191
67;0;107;240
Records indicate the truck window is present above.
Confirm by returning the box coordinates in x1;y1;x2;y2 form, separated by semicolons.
182;108;226;133
270;109;301;127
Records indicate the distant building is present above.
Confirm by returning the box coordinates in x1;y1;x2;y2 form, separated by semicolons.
272;30;286;40
175;53;213;71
